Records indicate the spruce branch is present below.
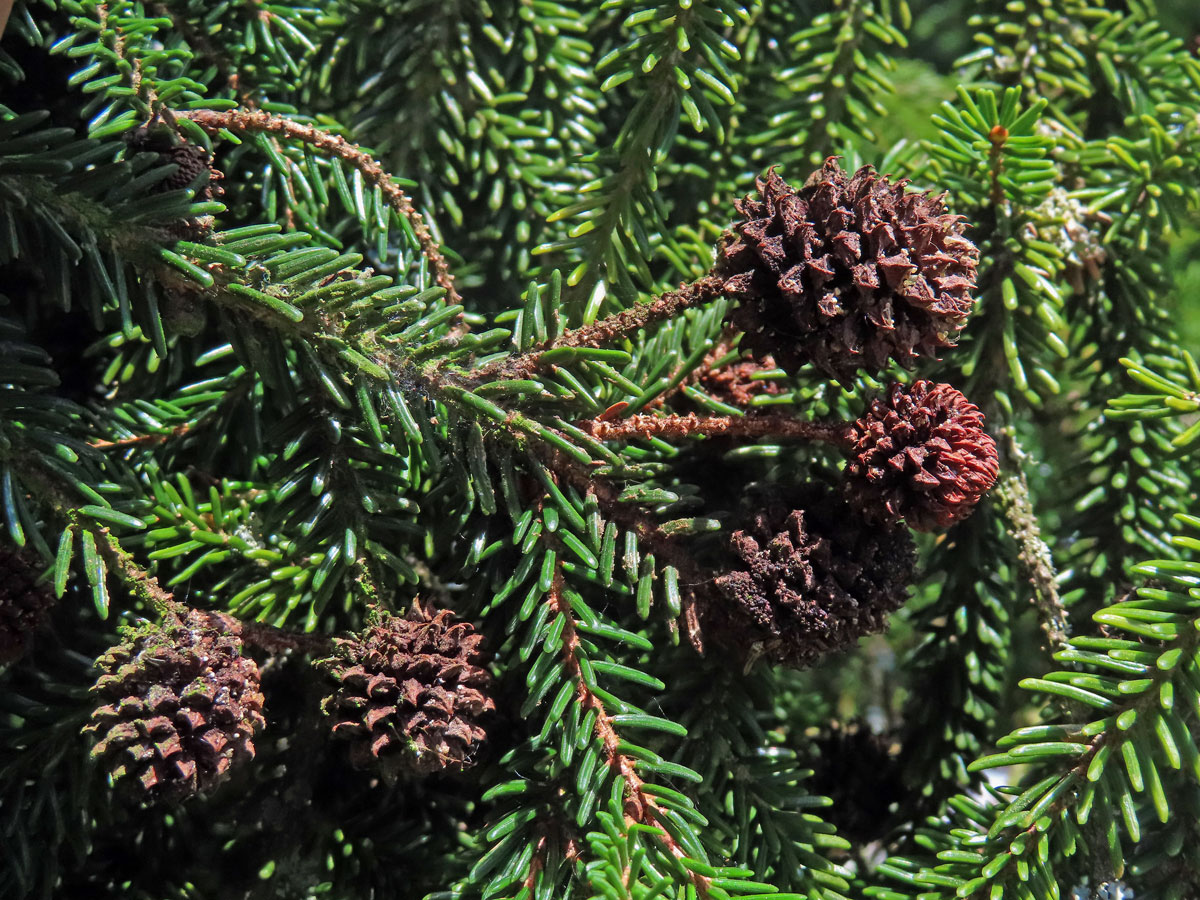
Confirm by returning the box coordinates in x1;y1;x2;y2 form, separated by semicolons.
796;0;872;163
472;274;726;382
88;523;177;616
149;2;229;89
96;524;334;657
649;330;740;408
7;2;1200;896
148;0;257;104
6;433;332;654
525;442;722;662
878;532;1200;898
665;656;855;895
546;568;713;898
4;172;587;472
98;3;147;107
13;161;646;486
542;2;743;301
178;108;460;306
530;443;700;577
86;514;332;655
971;604;1200;894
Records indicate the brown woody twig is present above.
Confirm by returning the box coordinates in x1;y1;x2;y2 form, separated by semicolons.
547;570;712;898
178;108;460;306
994;429;1069;654
473;275;727;382
580;411;852;447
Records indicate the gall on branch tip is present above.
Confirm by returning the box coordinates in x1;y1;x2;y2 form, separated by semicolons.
318;604;494;782
714;159;978;383
83;608;266;801
704;483;916;669
844;380;999;532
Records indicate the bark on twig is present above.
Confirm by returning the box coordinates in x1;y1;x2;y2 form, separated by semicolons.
179;108;459;306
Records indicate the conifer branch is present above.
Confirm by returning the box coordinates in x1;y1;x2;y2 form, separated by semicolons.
649;331;739;408
0;453;181;612
532;444;696;570
7;434;331;653
798;0;869;163
80;507;333;655
150;2;235;97
473;275;726;382
7;3;1200;895
91;522;333;655
964;601;1200;895
543;2;742;302
178;108;460;305
546;569;712;898
89;523;178;616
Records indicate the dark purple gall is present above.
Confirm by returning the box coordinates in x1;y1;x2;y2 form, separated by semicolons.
715;159;978;382
706;485;916;668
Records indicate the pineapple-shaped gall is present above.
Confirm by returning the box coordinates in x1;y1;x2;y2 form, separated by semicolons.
0;545;55;664
715;159;978;382
319;605;494;781
707;484;915;668
83;609;265;801
844;380;998;531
